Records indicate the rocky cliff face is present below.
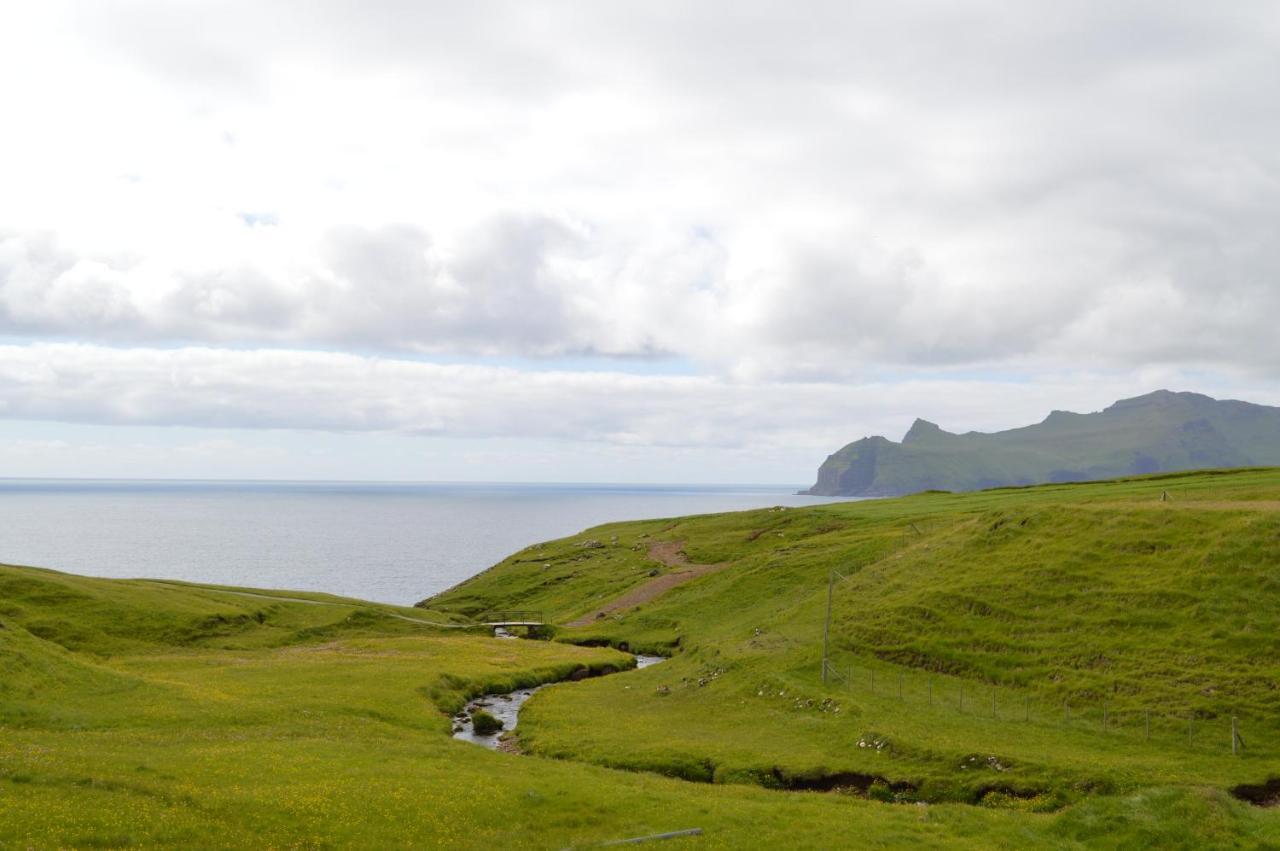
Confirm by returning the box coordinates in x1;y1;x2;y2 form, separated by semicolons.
804;390;1280;497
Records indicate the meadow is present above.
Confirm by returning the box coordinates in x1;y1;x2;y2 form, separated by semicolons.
4;469;1280;847
428;468;1280;844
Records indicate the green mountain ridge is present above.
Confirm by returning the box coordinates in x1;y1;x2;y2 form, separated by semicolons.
805;389;1280;496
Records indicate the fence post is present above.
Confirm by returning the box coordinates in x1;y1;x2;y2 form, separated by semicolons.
821;571;834;684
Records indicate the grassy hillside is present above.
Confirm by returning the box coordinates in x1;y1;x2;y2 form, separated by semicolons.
806;390;1280;495
7;469;1280;847
427;467;1280;832
6;561;1229;849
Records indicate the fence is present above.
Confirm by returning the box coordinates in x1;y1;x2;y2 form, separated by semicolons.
819;653;1259;756
818;555;1262;757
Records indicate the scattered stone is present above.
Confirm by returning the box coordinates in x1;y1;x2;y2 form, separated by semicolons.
579;539;605;549
857;735;891;752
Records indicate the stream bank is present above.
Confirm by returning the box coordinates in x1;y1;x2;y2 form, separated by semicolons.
452;653;665;749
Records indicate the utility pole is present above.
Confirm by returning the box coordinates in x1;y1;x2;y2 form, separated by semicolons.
821;569;834;684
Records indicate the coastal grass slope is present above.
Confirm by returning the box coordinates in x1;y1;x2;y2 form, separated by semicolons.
425;467;1280;832
7;469;1280;847
3;561;1220;849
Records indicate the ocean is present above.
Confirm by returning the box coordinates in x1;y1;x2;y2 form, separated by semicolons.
0;480;854;606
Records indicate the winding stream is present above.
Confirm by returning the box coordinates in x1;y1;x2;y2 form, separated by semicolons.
452;653;666;749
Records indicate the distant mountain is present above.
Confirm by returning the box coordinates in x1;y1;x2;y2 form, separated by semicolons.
804;390;1280;497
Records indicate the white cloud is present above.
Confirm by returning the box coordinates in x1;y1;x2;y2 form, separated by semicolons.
1;343;1276;454
0;2;1278;478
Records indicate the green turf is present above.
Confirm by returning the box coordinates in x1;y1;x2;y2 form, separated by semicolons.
6;469;1280;847
427;468;1280;832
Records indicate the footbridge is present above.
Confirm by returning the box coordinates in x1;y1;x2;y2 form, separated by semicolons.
481;610;546;628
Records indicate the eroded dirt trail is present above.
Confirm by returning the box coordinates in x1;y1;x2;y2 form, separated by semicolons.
565;541;729;627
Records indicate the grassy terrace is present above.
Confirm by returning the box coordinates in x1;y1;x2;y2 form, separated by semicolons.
4;469;1280;847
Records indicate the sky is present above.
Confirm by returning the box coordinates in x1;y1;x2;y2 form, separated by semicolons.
1;1;1278;483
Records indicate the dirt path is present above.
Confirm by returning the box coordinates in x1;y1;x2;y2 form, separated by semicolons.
565;541;729;627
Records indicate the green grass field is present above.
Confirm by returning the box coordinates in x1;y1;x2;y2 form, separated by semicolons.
5;469;1280;847
426;467;1280;844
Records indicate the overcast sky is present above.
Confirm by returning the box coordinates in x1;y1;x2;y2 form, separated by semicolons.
1;1;1278;482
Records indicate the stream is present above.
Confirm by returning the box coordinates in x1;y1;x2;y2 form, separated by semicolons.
452;652;666;749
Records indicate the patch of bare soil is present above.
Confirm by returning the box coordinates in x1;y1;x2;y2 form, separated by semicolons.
565;541;729;627
496;734;523;755
1232;778;1280;807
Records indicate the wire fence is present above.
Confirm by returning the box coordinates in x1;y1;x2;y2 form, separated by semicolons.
821;654;1259;756
814;511;1280;758
815;516;1274;758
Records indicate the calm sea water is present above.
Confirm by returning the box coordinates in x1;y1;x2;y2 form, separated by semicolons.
0;480;853;605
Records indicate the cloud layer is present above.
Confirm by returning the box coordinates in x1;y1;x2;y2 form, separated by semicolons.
2;343;1275;451
0;2;1278;475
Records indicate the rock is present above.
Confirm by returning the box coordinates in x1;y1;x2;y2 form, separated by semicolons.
470;710;503;736
579;539;605;549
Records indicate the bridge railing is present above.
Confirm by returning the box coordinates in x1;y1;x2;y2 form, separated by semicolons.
482;610;545;624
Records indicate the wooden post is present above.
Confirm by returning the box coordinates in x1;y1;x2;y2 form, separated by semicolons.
821;571;834;685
